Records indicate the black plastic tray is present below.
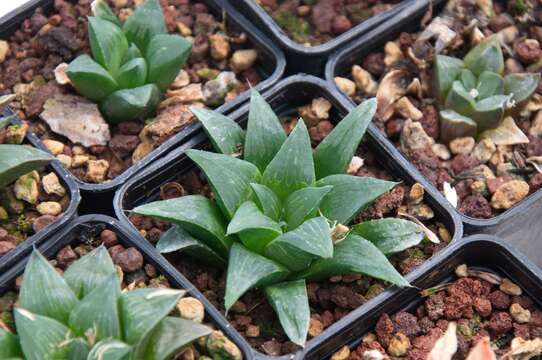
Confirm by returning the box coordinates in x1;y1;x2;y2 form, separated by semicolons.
0;110;80;275
231;0;427;76
0;0;286;214
324;0;542;240
114;74;464;359
0;214;253;360
304;234;542;359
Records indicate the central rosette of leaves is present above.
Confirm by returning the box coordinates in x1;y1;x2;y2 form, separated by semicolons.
435;35;540;142
135;91;427;346
67;0;192;123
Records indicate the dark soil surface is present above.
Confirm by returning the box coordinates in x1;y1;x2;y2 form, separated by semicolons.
0;0;262;183
346;268;542;359
259;0;401;46
337;0;542;219
128;97;454;356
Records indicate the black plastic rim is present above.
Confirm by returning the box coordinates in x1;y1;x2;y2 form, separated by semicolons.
324;0;542;237
113;74;464;359
0;214;253;360
231;0;426;76
0;0;286;197
0;110;80;275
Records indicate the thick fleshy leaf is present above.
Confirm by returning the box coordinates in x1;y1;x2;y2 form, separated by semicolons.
313;98;376;179
100;84;161;123
265;217;333;272
14;308;71;360
317;174;397;224
87;340;132;360
156;225;226;267
0;145;54;188
120;288;185;345
262;120;315;200
88;16;128;74
133;195;231;258
250;183;282;221
476;71;504;99
123;43;143;63
463;35;504;76
224;243;289;311
137;317;212;360
146;34;192;91
91;0;121;26
284;186;332;230
472;94;509;131
116;57;147;89
186;149;261;219
264;280;310;346
19;250;78;324
504;72;540;103
66;338;90;359
244;90;286;172
0;329;23;358
67;55;119;102
192;107;245;155
434;55;464;101
445;81;476;116
123;0;167;53
352;218;425;254
439;110;477;143
460;69;477;90
227;201;282;254
294;234;409;286
69;274;121;342
0;114;16;131
63;245;117;298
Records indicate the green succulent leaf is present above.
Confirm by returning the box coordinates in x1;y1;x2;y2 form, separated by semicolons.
14;308;71;360
284;185;332;230
0;114;16;131
122;43;143;63
69;274;121;342
472;94;509;131
146;34;192;92
133;195;232;258
352;218;425;255
317;174;397;225
157;225;226;267
191;107;245;155
264;217;333;272
91;0;121;26
138;317;212;360
120;288;185;345
63;246;117;298
250;183;282;221
504;72;540;104
262;120;315;200
463;35;504;76
67;55;119;102
434;55;464;101
445;81;476;116
264;280;310;347
224;243;289;311
244;90;287;172
0;145;54;188
123;0;167;53
19;250;78;324
88;16;129;74
460;69;477;91
87;340;132;360
186;149;261;219
100;84;161;123
294;234;409;286
116;57;147;89
439;109;477;143
66;338;90;359
313;98;376;179
227;201;282;254
476;71;504;99
0;329;23;358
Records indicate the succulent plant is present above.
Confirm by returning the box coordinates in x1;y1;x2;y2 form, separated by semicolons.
66;0;192;124
133;90;429;346
0;247;211;359
434;35;540;142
